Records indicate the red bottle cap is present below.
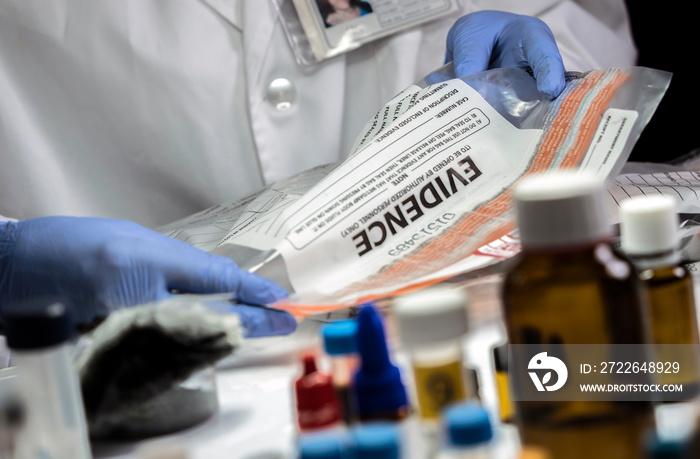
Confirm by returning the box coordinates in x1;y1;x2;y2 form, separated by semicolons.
295;353;341;431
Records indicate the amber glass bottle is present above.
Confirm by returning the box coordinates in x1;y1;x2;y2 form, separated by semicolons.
620;195;700;399
502;172;654;459
493;343;515;424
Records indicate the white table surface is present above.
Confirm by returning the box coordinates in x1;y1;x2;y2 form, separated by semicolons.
90;288;518;459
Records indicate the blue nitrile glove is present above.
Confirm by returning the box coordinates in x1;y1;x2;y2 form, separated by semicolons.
228;303;297;338
446;10;566;99
0;217;294;333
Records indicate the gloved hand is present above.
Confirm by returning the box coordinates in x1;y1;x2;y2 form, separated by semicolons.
446;10;566;99
0;217;294;335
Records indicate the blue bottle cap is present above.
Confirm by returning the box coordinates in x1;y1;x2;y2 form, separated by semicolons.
444;402;493;447
321;320;358;356
645;431;693;459
299;431;354;459
353;422;400;459
353;304;407;419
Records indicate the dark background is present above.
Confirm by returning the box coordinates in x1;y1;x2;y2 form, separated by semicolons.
624;2;697;163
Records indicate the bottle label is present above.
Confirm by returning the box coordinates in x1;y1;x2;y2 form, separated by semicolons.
413;359;466;419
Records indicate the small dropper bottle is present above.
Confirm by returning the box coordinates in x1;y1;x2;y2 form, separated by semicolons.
321;320;359;425
435;402;493;459
392;287;469;422
619;195;700;399
295;353;342;433
3;297;92;459
354;303;408;422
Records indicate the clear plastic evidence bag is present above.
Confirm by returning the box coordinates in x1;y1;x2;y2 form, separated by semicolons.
160;65;670;310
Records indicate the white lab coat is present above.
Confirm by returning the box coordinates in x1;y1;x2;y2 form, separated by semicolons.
0;0;636;228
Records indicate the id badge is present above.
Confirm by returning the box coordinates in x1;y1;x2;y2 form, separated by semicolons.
273;0;459;65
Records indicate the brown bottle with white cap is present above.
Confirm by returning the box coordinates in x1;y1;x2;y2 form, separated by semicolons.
619;194;700;400
501;171;654;459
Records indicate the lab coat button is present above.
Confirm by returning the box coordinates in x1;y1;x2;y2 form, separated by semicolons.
266;78;296;111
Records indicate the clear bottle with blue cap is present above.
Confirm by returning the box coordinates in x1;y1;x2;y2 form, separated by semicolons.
436;402;493;459
353;422;401;459
298;429;355;459
321;319;359;425
3;297;92;459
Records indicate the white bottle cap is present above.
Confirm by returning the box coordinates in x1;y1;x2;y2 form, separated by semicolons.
619;195;678;255
392;286;468;346
514;171;611;248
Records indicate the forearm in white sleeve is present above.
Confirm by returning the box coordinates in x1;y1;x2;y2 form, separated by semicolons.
540;0;637;71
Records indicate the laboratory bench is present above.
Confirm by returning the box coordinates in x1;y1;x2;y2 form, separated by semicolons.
89;273;516;459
